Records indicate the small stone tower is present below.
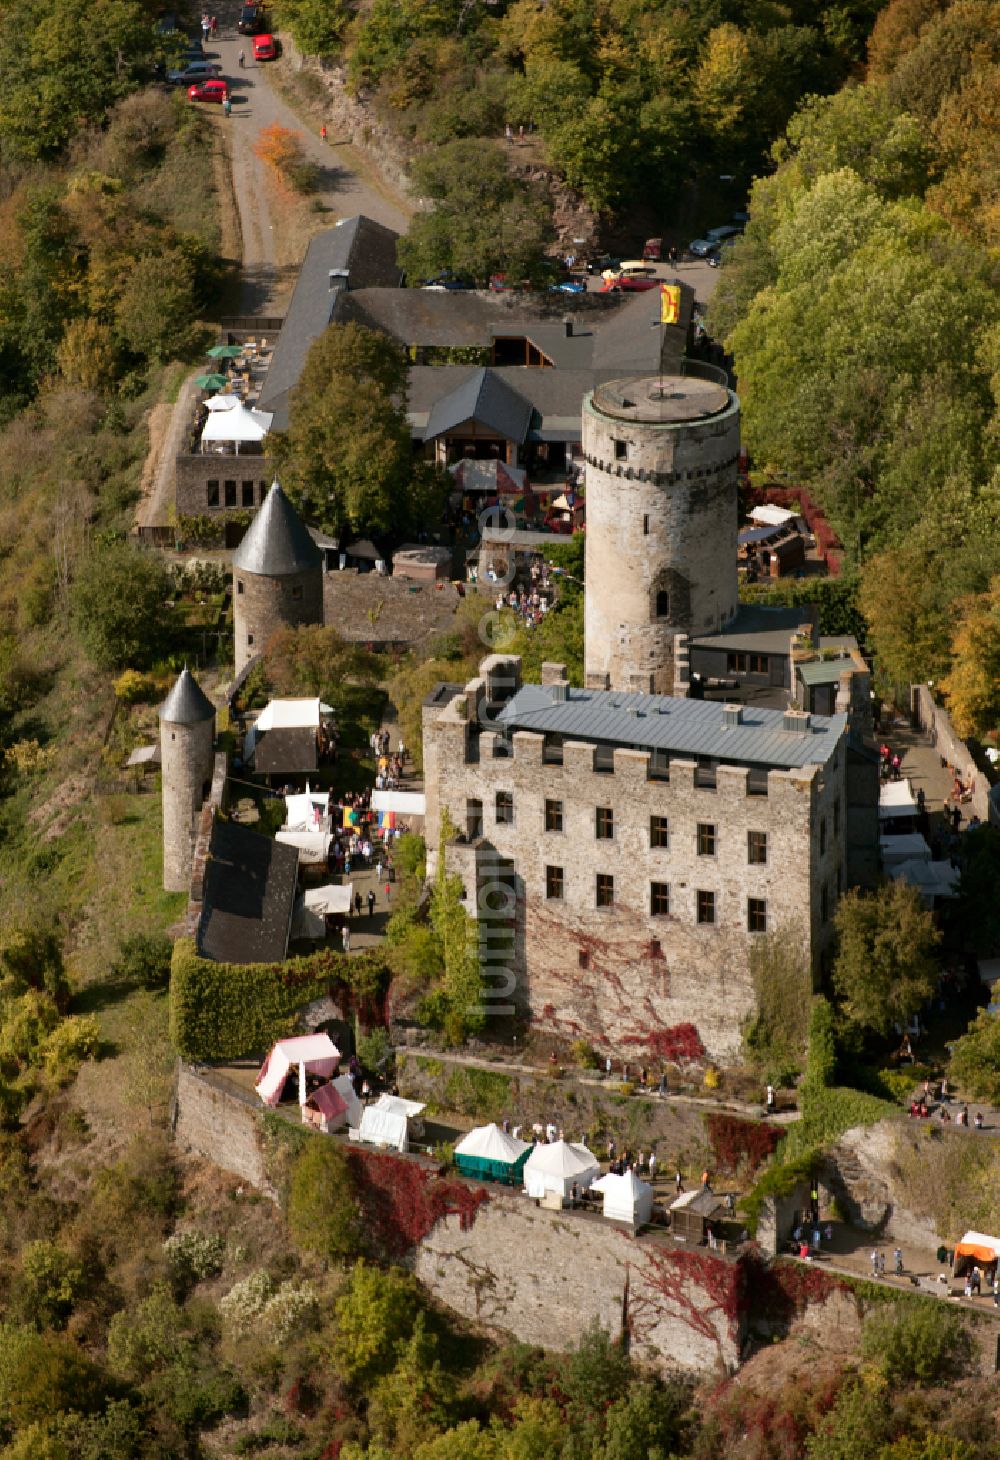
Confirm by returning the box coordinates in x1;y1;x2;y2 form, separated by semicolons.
232;479;324;672
582;369;741;695
159;667;216;894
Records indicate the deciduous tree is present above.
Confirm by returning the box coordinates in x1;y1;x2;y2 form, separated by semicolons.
70;540;171;669
832;882;940;1035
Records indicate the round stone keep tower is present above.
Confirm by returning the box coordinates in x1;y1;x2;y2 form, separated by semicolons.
582;369;740;695
159;667;216;894
232;479;324;672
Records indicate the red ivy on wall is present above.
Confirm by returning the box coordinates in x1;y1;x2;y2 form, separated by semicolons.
624;1024;705;1063
344;1148;489;1260
706;1113;784;1174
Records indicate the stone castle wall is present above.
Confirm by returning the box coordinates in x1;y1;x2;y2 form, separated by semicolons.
175;455;272;519
173;1063;277;1199
161;717;216;894
233;566;324;672
424;670;847;1060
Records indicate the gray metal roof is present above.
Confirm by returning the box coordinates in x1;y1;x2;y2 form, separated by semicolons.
158;667;215;725
232;480;323;577
689;604;815;656
423;368;533;445
796;657;855;687
257;217;401;414
497;684;845;770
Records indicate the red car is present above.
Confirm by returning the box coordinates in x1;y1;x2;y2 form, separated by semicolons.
253;33;277;60
188;78;230;104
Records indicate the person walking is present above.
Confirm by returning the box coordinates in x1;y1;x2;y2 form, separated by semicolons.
223;95;232;117
675;1169;683;1195
384;879;391;904
894;1248;904;1276
353;891;362;918
341;925;351;953
766;1083;775;1116
210;15;218;37
238;49;245;67
367;888;375;918
871;1248;879;1277
648;1151;657;1181
320;124;327;143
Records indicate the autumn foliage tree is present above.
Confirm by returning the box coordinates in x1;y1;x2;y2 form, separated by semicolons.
940;576;1000;738
832;882;941;1036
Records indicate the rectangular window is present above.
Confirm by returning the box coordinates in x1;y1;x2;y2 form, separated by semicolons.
747;830;768;865
697;822;716;857
596;873;614;908
236;579;244;595
650;882;670;917
820;817;827;855
613;438;628;461
821;884;829;922
466;798;483;840
545;799;563;833
749;654;768;674
206;479;220;507
224;479;237;506
650;814;669;849
241;479;255;507
596;807;614;840
727;652;747;673
747;897;767;933
833;799;841;836
697;890;716;925
578;949;590;970
495;791;514;825
546;866;564;901
291;584;303;601
642;514;649;536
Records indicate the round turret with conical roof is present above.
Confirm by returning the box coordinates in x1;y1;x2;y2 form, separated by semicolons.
232;479;323;672
159;667;216;893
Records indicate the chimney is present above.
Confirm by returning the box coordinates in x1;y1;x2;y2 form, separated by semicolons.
782;709;811;733
722;703;742;728
563;316;574;338
550;682;569;703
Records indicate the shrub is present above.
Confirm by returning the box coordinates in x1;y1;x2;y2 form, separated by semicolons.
112;932;172;990
949;1008;1000;1104
332;1261;425;1387
356;1027;393;1076
703;1066;720;1090
70;540;172;670
644;1024;705;1063
861;1301;973;1385
441;1066;511;1120
163;1231;226;1287
706;1114;784;1175
18;1241;86;1329
287;1140;362;1263
570;1039;598;1069
220;1271;320;1344
112;669;155;704
38;1016;101;1084
168;938;390;1061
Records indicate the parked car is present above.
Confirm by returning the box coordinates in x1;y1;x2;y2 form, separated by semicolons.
167;59;222;84
420;271;474;290
642;237;662;261
599;275;659;293
252;33;277;60
688;237;720;258
706;224;742;244
238;4;267;34
586;253;622;275
549;279;586;294
188;78;230;104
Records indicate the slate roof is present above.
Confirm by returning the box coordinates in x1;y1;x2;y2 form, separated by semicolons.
158;667;215;725
257;217;401;417
197;819;298;965
423;368;534;444
232;480;323;577
496;684;846;770
250;726;319;776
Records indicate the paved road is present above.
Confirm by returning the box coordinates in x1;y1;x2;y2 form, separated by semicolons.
201;12;410;312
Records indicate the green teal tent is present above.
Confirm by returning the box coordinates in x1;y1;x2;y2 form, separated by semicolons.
454;1122;531;1185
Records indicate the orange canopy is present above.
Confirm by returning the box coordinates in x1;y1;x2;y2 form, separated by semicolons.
955;1242;998;1265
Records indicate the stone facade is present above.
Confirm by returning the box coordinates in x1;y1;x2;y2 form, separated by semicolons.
174;454;272;519
161;712;216;895
233;565;324;672
173;1063;277;1199
423;656;848;1060
583;374;741;695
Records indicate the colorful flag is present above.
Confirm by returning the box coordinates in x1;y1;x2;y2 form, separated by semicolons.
660;284;681;325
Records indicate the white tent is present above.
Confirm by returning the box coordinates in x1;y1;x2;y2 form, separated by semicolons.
204;392;242;411
255;1033;341;1108
291;884;353;941
455;1123;531;1163
880;832;931;866
879;778;919;820
592;1170;654;1226
302;1072;364;1133
255;698;332;732
371;789;427;817
276;828;333;865
750;504;796;527
332;1074;364;1128
285;787;331;830
357;1093;426;1153
201;402;273;444
889;858;960;905
523;1140;601;1200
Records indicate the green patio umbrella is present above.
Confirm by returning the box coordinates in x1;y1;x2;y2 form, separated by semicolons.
206;344;243;359
194;372;229;390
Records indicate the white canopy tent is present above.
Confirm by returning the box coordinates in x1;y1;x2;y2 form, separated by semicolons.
889;858;960;905
592;1170;654;1226
255;698;333;732
204;393;243;411
291;883;354;941
455;1123;531;1162
255;1033;340;1108
276;828;334;865
201;402;273;447
285;787;331;830
750;504;797;528
371;789;427;817
880;832;931;867
523;1140;601;1200
357;1094;426;1153
879;779;919;821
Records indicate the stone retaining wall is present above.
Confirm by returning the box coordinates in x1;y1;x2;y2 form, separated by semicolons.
911;684;992;823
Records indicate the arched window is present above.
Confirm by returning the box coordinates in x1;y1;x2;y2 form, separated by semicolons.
655;589;670;619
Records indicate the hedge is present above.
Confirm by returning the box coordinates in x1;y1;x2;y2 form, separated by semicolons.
168;938;390;1061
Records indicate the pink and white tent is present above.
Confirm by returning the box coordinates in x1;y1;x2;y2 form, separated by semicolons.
255;1033;340;1107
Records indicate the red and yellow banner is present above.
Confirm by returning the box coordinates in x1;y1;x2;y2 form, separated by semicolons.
660;284;681;325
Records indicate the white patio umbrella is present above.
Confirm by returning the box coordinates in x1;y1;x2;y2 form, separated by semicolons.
201;403;273;452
